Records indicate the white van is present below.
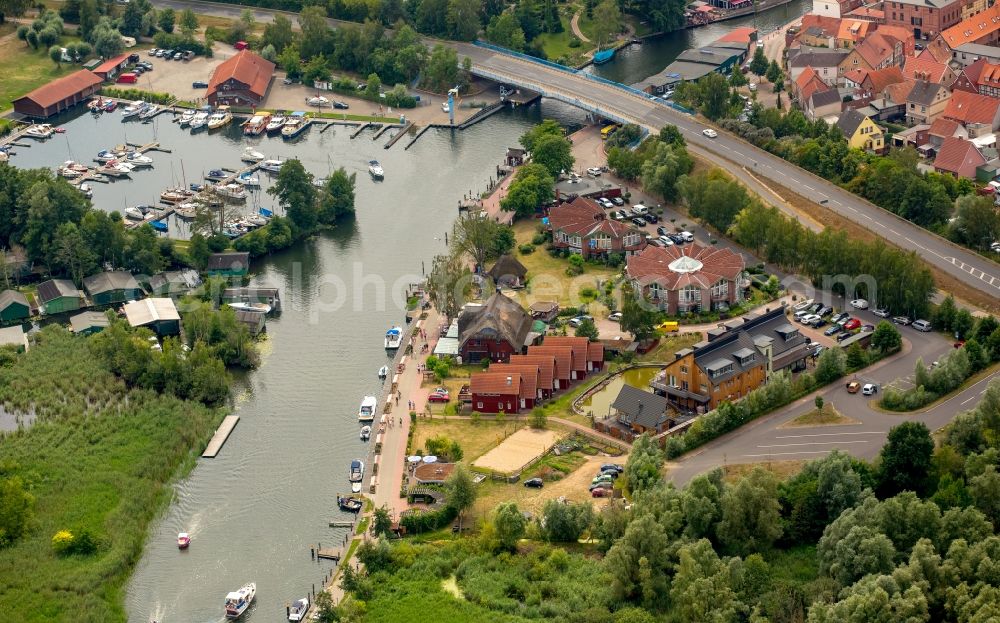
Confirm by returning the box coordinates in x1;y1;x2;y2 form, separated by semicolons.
631;204;648;215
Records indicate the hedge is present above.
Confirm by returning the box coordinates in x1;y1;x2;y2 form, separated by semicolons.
400;503;458;534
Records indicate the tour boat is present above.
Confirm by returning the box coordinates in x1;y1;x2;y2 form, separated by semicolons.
378;365;388;379
207;106;233;130
240;147;265;163
243;112;271;135
125;206;145;220
224;583;256;619
189;110;210;130
103;100;118;112
349;459;365;483
125;152;153;167
360;425;371;441
288;596;310;621
178;110;195;126
368;159;384;179
237;171;259;187
281;112;311;139
384;326;402;350
338;495;363;512
177;532;190;549
24;124;53;139
77;183;93;198
139;104;159;120
259;158;285;172
265;113;287;134
358;395;377;422
214;183;247;201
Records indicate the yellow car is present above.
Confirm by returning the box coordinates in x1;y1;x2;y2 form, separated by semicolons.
658;321;679;333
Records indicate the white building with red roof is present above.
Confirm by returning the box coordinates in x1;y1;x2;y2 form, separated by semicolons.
626;244;748;315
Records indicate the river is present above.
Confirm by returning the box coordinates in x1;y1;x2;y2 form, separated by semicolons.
586;0;810;86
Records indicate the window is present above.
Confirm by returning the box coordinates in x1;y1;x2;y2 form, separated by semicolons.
700;384;707;393
712;279;729;299
679;285;701;303
680;365;688;374
668;374;676;386
477;402;483;409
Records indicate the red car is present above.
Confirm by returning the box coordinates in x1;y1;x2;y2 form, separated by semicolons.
592;487;610;498
427;388;450;403
843;318;862;331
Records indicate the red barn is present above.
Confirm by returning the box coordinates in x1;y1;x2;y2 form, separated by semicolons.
526;345;574;390
207;50;275;108
510;354;558;399
470;372;522;414
458;292;532;364
13;70;102;118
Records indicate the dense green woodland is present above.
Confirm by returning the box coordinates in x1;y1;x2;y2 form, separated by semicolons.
323;378;1000;622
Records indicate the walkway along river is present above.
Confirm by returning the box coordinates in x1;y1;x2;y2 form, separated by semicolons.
2;101;588;622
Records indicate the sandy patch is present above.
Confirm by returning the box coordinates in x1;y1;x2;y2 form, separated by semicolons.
472;427;561;473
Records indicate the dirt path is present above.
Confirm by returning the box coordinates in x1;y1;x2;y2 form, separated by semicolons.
570;12;591;43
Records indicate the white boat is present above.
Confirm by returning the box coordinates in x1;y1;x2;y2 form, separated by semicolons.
125;206;145;220
228;301;271;314
190;110;210;130
243;112;271;135
349;458;365;483
248;215;268;226
237;171;259;187
281;112;311;139
265;113;287;134
207;106;233;130
139;104;159;120
125;152;153;167
178;110;196;126
259;158;285;172
360;425;371;441
351;482;362;493
24;124;53;139
378;365;388;379
121;100;145;118
100;161;133;177
288;597;310;622
58;161;87;178
306;95;330;107
224;583;256;619
214;182;247;201
368;159;384;179
384;326;402;350
358;395;377;422
77;183;93;198
95;149;125;163
240;147;265;163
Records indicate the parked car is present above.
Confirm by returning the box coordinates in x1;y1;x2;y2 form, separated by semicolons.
612;196;625;206
155;49;166;57
656;226;669;236
589;481;613;492
608;312;622;322
843;318;861;331
568;315;594;327
824;325;842;336
809;303;823;314
192;80;208;88
524;478;544;488
912;319;932;331
631;204;648;215
830;312;849;324
810;317;827;328
836;331;854;342
817;305;833;317
592;474;614;485
799;314;820;325
702;128;718;138
592;487;611;498
148;48;159;56
587;167;602;177
846;381;861;394
333;101;350;109
837;316;852;327
892;316;911;325
680;231;695;242
631;217;647;228
873;308;890;318
173;52;183;60
861;324;875;332
658;235;674;246
428;388;450;403
601;463;624;473
862;383;879;396
643;213;659;223
850;299;869;309
612;210;626;220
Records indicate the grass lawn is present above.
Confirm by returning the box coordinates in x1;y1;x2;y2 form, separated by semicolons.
635;332;702;363
780;404;859;428
0;30;84;113
719;460;808;484
534;15;592;65
510;220;619;309
411;417;528;464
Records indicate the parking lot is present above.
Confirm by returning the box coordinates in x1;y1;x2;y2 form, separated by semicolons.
128;46;229;104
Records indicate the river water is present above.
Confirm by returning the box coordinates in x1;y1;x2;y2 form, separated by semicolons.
587;0;810;86
13;101;588;622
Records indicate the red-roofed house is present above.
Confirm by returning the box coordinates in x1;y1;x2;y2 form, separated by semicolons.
457;292;533;364
794;67;832;102
942;89;1000;129
526;345;574;389
872;25;916;56
544;335;603;376
884;0;965;41
939;3;1000;50
837;18;873;47
91;53;130;81
716;26;757;45
918;39;953;63
626;244;747;315
510;354;558;398
845;6;884;23
207;50;275;107
470;372;522;414
839;32;905;78
848;66;905;103
547;197;646;259
903;55;957;85
843;68;869;89
934;137;988;178
952;58;988;93
928;117;968;149
13;70;102;118
976;62;1000;98
588;342;605;372
486;364;541;408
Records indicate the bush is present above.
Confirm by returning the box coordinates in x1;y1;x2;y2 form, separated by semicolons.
400;504;458;534
518;243;535;255
532;233;547;245
568;37;581;48
100;88;175;105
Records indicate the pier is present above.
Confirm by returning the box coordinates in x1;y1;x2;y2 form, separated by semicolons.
350;122;373;138
384;121;414;149
201;415;240;458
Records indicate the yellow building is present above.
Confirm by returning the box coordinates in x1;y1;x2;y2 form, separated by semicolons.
836;108;884;152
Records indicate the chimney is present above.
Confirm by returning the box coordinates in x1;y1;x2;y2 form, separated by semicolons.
506;376;512;385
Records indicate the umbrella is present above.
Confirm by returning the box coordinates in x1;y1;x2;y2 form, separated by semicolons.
423;455;438;463
407;456;422;463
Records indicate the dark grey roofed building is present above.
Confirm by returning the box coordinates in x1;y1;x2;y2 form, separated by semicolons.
612;384;669;434
836;108;868;138
907;80;945;106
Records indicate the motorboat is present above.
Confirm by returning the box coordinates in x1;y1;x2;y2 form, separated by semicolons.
160;187;194;204
248;214;268;226
360;425;371;441
139;104;159;120
120;100;145;118
100;161;133;177
358;395;377;422
207;106;233;130
368;159;384;179
103;100;118;113
237;171;260;187
125;206;145;220
384;326;402;350
265;113;287;134
24;124;54;139
243;112;271;135
177;532;190;549
305;95;330;107
58;161;88;178
190;110;210;130
351;482;362;494
95;149;125;163
189;182;206;192
281;112;311;139
77;183;93;198
224;583;256;619
178;109;196;126
259;158;285;173
312;177;328;188
125;152;153;167
378;365;388;379
349;459;365;483
214;182;247;201
89;98;103;112
240;147;265;163
227;301;271;314
288;597;310;621
53;127;65;134
338;495;363;512
206;169;227;180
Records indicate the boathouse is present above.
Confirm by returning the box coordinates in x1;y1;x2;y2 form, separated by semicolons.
123;298;181;336
222;287;281;312
235;308;266;335
148;269;202;297
13;70;103;118
0;325;28;351
83;271;143;306
206;50;275;108
91;53;130;81
36;279;83;315
0;290;30;324
70;311;110;336
207;252;250;277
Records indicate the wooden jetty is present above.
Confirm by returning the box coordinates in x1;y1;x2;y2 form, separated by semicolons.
404;124;434;150
329;520;354;528
202;415;240;458
316;547;342;561
384;121;413;149
372;124;393;140
350;122;372;138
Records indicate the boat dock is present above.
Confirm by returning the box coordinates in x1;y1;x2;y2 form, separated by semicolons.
202;415;240;458
350;122;373;138
372;124;394;140
315;546;342;561
384;121;413;149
